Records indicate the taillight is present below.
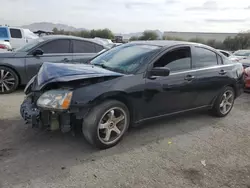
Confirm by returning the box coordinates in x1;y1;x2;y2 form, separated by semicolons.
0;44;7;49
245;67;250;76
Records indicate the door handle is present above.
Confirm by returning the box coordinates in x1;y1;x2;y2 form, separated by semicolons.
63;58;69;62
184;75;195;81
219;70;227;75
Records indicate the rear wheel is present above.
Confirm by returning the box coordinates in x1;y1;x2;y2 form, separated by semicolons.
211;86;235;117
82;100;130;149
0;66;19;94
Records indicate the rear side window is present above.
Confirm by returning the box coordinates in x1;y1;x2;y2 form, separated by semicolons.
73;40;96;53
40;39;70;54
10;28;22;39
220;51;229;57
194;47;218;68
95;44;104;52
0;28;8;38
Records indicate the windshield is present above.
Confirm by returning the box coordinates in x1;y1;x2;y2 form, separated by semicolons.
0;27;9;39
233;50;250;56
15;38;45;52
90;44;160;74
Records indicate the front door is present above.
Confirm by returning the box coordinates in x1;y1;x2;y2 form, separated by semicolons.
143;46;198;118
25;39;73;81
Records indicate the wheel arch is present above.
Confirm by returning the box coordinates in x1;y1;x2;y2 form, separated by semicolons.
211;84;237;107
226;83;237;99
90;91;135;123
0;64;21;85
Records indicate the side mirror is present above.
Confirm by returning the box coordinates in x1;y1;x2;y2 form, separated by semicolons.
149;67;170;77
32;48;44;56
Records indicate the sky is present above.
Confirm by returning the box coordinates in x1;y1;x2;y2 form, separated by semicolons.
1;0;250;33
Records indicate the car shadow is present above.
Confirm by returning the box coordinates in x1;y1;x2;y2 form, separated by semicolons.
0;110;223;185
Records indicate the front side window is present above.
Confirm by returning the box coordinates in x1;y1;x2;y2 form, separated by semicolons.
10;29;22;39
194;47;218;68
40;39;70;54
154;47;191;72
91;44;160;74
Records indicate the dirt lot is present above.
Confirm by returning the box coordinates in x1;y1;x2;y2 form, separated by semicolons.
0;91;250;188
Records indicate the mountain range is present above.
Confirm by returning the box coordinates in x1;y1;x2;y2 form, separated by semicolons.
21;22;163;39
21;22;86;32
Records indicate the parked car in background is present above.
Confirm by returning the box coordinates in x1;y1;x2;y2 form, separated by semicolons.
20;41;244;149
0;35;107;94
0;26;38;49
231;50;250;61
217;49;233;57
244;67;250;91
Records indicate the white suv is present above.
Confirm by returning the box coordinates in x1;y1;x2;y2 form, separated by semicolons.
0;26;38;50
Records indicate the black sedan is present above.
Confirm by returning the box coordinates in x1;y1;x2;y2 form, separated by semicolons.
20;40;244;149
0;35;107;94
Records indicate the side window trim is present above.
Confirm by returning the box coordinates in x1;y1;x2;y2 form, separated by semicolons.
217;54;223;65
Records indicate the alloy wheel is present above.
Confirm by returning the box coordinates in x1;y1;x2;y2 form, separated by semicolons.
97;107;128;145
0;69;16;93
219;90;234;115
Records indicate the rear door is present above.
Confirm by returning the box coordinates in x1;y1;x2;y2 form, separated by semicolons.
192;46;231;107
25;39;73;81
72;40;104;63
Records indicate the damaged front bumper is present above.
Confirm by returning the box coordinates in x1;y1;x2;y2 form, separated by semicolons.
20;94;84;133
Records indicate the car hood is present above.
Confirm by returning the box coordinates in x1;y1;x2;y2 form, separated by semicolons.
36;62;124;89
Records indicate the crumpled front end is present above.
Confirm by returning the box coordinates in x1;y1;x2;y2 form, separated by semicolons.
20;90;83;132
20;62;122;132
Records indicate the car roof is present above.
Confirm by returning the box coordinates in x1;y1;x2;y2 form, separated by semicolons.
129;40;211;48
41;35;106;46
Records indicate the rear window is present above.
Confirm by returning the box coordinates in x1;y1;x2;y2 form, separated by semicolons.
0;27;9;39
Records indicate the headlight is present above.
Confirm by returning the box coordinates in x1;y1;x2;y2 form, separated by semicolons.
37;90;73;110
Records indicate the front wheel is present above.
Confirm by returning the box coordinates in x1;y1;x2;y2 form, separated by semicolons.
0;66;19;94
211;86;235;117
82;100;130;149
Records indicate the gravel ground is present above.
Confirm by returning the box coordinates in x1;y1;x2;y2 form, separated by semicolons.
0;91;250;188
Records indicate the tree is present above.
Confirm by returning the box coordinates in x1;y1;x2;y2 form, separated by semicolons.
129;36;139;41
188;37;206;44
139;31;158;40
52;27;59;34
163;36;185;41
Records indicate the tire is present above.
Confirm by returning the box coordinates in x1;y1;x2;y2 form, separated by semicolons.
0;66;19;94
211;86;235;117
82;100;130;149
